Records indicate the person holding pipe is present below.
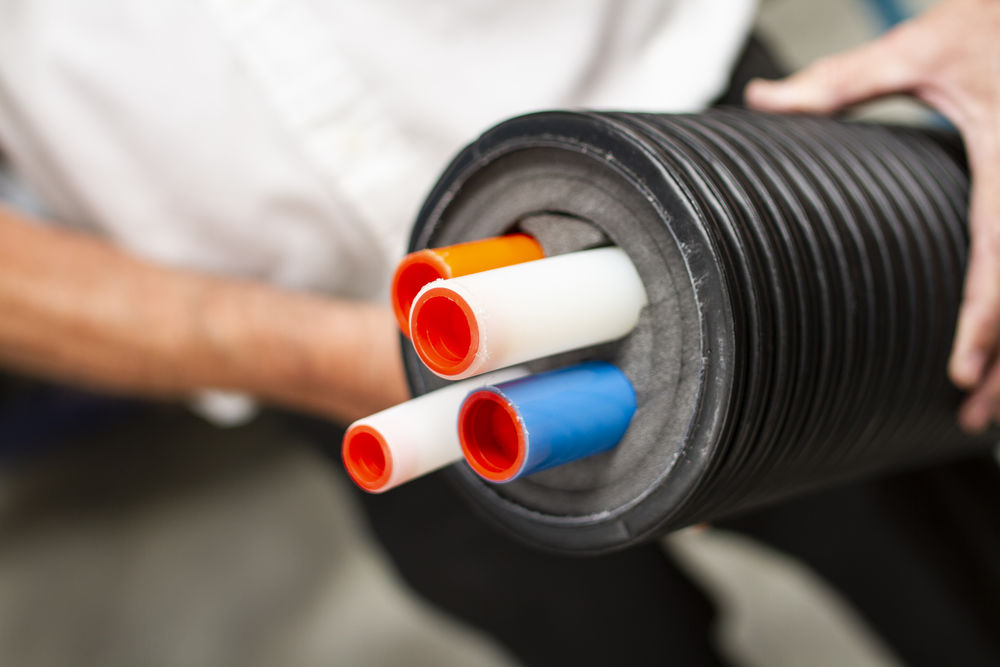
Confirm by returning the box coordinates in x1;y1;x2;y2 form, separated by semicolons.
747;0;1000;433
5;9;1000;444
0;0;997;665
0;0;752;427
1;1;996;432
0;2;753;665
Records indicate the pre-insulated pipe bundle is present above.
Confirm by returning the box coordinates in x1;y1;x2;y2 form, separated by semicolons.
401;108;997;554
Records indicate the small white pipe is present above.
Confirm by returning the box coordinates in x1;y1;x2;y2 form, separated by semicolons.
342;367;528;493
409;247;647;380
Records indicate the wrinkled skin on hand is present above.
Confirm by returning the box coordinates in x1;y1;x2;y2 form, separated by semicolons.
746;0;1000;432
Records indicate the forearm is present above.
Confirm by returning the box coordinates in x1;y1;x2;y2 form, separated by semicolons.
198;276;409;421
0;204;407;422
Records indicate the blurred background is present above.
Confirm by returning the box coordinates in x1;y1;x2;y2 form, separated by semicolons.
0;1;979;666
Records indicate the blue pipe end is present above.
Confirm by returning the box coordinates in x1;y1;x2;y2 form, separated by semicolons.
459;361;636;482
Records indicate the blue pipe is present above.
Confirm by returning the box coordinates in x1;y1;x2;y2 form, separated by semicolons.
459;361;636;482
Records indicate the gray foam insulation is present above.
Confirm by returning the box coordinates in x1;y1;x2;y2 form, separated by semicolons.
407;147;704;518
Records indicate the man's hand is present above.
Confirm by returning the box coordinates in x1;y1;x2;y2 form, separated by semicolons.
0;204;408;424
745;0;1000;432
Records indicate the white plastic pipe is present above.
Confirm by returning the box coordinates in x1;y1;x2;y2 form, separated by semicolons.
409;247;647;380
341;367;528;493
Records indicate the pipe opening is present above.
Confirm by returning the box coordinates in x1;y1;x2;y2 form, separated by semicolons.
460;391;524;481
343;427;391;490
412;290;477;375
391;253;449;336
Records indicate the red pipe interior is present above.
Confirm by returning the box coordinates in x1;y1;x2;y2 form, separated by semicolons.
343;427;392;490
392;255;448;336
412;291;476;375
460;390;523;481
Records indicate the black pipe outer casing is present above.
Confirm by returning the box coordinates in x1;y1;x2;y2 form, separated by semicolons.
401;108;997;555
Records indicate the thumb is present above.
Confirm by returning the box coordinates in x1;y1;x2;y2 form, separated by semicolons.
745;26;924;114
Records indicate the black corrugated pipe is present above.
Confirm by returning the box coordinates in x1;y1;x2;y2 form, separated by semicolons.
401;108;997;554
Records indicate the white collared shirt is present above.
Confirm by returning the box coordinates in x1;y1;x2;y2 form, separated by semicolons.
0;0;756;299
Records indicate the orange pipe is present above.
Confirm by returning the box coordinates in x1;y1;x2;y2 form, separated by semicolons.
391;234;544;336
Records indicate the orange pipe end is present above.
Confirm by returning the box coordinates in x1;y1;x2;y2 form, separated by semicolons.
459;390;525;482
410;286;480;377
342;424;393;492
391;234;544;336
391;250;451;337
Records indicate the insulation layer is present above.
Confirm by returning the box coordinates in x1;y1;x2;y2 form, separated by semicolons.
409;247;648;380
342;367;527;493
459;362;636;482
391;234;544;336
